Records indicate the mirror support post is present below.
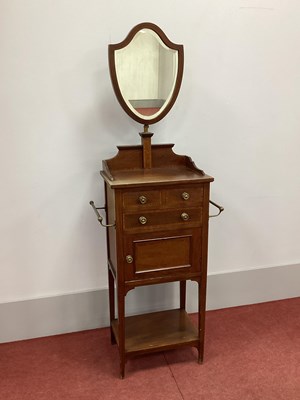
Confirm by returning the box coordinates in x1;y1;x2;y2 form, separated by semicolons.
139;126;153;169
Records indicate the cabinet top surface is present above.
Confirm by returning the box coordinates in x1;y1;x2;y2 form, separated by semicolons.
100;144;214;188
101;167;213;188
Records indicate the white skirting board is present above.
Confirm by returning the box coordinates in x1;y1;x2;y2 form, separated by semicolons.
0;263;299;344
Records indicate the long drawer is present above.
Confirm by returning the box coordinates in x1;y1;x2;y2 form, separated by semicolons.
123;208;202;233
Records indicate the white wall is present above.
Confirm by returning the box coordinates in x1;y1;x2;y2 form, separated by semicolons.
1;0;300;306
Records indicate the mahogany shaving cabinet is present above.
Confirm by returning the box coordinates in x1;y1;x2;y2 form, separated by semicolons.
90;22;223;378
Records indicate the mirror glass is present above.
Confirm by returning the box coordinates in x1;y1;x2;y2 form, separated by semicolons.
114;29;178;120
109;23;183;126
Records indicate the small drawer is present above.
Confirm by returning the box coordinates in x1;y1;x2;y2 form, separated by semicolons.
164;186;204;208
123;209;202;231
123;190;161;210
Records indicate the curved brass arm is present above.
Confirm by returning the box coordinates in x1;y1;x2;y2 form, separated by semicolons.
209;200;224;218
89;201;116;228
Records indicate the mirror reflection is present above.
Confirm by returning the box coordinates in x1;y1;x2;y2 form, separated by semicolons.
114;29;178;120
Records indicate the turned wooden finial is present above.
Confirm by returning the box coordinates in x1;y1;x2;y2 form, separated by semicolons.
139;125;153;169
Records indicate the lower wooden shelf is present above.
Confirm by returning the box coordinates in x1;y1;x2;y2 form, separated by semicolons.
111;309;199;357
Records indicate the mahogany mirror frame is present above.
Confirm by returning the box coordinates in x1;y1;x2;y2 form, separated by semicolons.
108;22;184;126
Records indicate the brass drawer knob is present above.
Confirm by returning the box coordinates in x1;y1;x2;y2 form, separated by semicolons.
126;255;133;264
139;216;147;225
181;212;190;221
182;192;190;200
139;195;147;204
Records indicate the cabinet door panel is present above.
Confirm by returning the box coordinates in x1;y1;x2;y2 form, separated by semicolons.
123;229;202;282
134;235;191;273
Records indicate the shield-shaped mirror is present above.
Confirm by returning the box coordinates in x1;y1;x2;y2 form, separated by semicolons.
108;22;184;126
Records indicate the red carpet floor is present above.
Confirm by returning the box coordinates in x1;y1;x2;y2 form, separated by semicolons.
0;298;299;400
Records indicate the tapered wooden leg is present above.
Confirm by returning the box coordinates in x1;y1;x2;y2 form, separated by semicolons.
108;267;116;344
120;360;125;379
198;278;206;364
198;348;204;364
118;286;126;379
180;280;186;310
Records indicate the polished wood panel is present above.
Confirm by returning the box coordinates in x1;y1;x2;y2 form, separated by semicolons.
104;167;211;188
101;144;213;187
111;309;198;355
122;185;204;211
123;208;202;232
133;235;191;273
164;186;204;207
123;228;202;282
101;144;213;378
123;189;161;210
106;184;117;275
